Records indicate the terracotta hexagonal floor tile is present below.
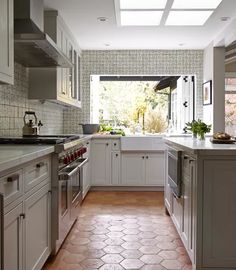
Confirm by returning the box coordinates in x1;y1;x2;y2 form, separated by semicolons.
62;253;85;264
176;246;187;255
123;223;140;229
108;226;124;232
159;250;179;260
139;226;156;232
100;264;125;270
105;238;125;246
123;228;140;235
178;255;192;264
87;241;107;249
156;241;177;250
89;234;108;242
103;245;124;254
139;246;160;254
161;259;183;270
122;235;141;242
92;228;109;234
140;239;159;246
156;235;175;242
81;258;104;269
70;237;90;245
121;249;143;259
107;232;125;238
140;254;163;264
139;232;157;239
121;259;144;269
182;265;193;270
101;254;124;264
122;242;142;250
124;218;138;224
83;249;105;259
141;265;166;270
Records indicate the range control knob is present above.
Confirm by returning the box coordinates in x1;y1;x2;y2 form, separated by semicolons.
77;150;82;157
63;156;69;164
74;151;78;158
70;153;75;161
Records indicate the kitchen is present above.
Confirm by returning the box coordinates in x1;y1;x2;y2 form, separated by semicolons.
1;0;236;270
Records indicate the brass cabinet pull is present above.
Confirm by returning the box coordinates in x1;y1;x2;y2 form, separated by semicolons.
7;174;19;182
20;213;25;219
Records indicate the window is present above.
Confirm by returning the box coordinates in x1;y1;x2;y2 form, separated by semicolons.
225;78;236;135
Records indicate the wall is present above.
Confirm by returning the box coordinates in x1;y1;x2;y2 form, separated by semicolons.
64;50;204;133
0;63;64;136
203;43;225;132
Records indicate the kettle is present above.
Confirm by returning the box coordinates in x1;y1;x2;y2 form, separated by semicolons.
22;111;38;136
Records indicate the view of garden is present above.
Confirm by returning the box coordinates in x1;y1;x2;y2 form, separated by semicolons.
98;81;169;134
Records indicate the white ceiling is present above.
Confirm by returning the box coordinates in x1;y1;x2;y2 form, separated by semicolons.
44;0;236;50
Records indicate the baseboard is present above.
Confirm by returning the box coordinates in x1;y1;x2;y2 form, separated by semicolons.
90;186;164;191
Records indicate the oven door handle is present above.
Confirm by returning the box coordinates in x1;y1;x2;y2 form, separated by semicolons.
59;164;80;181
76;157;88;168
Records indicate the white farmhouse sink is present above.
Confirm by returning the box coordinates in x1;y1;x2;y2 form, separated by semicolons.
121;136;165;151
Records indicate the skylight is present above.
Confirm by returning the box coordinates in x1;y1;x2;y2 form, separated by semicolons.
120;11;163;26
120;0;167;10
166;11;213;26
172;0;222;9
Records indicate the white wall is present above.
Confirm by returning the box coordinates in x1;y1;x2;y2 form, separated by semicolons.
203;43;225;132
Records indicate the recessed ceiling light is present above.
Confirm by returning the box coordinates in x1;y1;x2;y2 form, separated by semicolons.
104;43;110;47
120;0;167;10
172;0;222;9
97;17;108;22
120;11;163;26
166;11;213;26
179;43;185;46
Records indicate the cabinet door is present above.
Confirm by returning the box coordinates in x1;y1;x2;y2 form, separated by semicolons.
4;203;23;270
172;195;182;233
181;156;191;248
111;151;120;185
0;0;14;84
121;153;145;186
202;160;236;268
24;184;51;270
91;140;111;185
145;152;164;186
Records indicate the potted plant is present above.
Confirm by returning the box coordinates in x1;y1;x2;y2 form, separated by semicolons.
185;120;198;138
195;120;211;140
185;120;211;140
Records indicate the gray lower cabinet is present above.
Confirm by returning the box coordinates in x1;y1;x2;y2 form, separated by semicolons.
0;0;14;84
2;155;52;270
24;184;51;270
4;203;23;270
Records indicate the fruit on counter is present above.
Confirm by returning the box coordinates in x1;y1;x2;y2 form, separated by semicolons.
99;124;125;136
213;132;231;140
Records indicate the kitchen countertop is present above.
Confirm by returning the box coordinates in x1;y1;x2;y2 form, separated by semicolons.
0;145;55;172
165;137;236;155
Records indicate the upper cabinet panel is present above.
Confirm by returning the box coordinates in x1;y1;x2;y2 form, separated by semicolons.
0;0;14;85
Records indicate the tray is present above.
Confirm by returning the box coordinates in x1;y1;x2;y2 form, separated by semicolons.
210;138;236;144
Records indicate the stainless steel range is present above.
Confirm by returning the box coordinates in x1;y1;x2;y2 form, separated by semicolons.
0;134;88;255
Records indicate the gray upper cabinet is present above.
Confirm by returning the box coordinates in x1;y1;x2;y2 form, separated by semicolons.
0;0;14;85
28;10;82;108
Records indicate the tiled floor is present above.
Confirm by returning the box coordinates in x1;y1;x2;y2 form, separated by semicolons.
43;191;192;270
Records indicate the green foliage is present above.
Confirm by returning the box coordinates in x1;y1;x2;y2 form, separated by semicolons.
185;119;211;136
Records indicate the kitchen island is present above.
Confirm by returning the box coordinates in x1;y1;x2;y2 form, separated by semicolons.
165;137;236;270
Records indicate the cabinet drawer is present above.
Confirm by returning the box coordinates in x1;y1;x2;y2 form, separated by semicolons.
0;169;23;206
112;140;120;151
24;157;50;192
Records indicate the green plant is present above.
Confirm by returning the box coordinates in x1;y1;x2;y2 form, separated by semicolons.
185;120;211;139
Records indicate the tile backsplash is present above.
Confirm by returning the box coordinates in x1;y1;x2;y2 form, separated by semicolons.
64;50;204;133
0;63;64;136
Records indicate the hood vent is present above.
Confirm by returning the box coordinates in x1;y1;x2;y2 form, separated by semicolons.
14;0;73;68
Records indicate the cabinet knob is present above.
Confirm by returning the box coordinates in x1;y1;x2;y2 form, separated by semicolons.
114;143;117;146
86;142;89;145
189;159;195;164
142;156;145;159
106;143;109;146
62;91;66;95
116;154;118;157
146;156;148;159
36;162;45;168
20;213;25;219
7;174;19;182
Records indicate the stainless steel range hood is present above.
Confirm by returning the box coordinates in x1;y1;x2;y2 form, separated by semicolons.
14;0;73;68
